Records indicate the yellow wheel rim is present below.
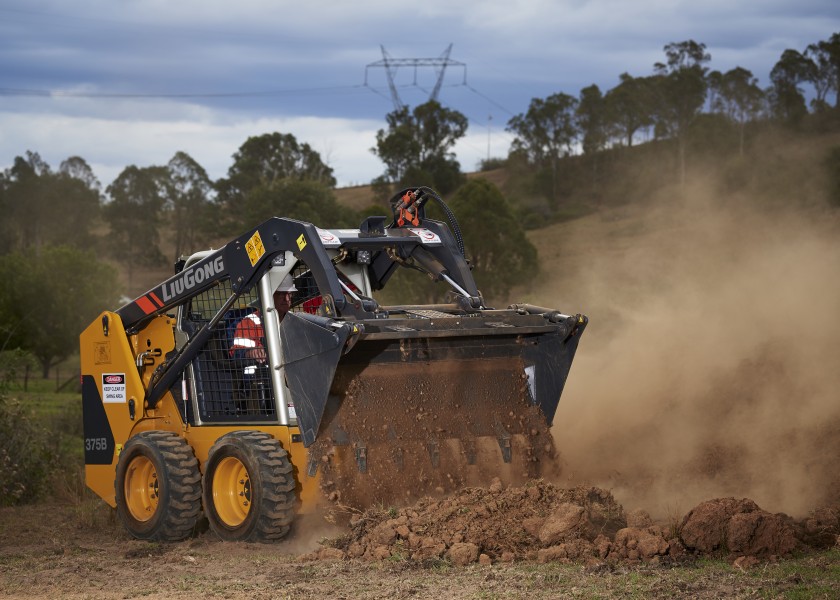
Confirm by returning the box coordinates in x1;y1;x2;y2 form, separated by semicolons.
213;456;251;527
124;455;159;522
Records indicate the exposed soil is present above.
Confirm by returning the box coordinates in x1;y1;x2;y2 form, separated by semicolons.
1;485;838;600
315;480;839;567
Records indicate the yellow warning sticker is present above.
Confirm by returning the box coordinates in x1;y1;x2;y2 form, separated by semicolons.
245;230;266;266
296;234;307;251
94;341;111;365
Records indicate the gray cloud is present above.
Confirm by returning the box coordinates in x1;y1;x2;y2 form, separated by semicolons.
1;0;838;186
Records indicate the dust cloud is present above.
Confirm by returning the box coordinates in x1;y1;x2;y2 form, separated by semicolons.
535;177;840;519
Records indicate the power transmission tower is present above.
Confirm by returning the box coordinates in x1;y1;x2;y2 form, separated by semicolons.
364;44;466;111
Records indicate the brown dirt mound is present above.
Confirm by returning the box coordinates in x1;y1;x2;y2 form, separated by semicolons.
313;480;646;565
306;482;840;566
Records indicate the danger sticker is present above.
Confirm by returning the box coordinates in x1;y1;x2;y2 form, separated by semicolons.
102;373;126;403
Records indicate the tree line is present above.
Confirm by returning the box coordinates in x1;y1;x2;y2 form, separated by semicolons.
503;34;840;198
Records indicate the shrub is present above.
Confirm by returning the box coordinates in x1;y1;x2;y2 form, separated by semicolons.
0;394;60;506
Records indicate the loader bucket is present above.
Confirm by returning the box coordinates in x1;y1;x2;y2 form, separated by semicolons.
281;309;587;508
279;312;354;446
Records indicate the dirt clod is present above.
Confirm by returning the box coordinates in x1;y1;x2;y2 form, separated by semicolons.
679;497;800;558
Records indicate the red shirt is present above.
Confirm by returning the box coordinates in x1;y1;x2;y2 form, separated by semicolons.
230;311;264;356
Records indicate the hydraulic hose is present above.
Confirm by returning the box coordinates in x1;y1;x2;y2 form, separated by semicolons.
388;186;465;257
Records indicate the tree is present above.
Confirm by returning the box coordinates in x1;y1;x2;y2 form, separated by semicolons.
804;35;840;111
708;67;765;156
237;178;355;229
104;165;169;290
217;132;337;232
373;106;417;184
507;92;579;201
769;49;811;123
652;40;711;185
220;132;335;196
0;152;101;254
372;100;468;194
824;32;840;109
165;151;216;259
60;156;101;189
0;246;119;378
446;179;538;301
576;84;608;155
604;74;656;147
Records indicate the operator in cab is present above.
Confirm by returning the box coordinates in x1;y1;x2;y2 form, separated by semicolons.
229;274;296;364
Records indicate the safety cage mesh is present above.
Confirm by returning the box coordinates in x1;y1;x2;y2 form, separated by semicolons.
174;264;326;424
180;278;277;423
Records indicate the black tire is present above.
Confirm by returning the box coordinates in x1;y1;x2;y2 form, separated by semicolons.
203;431;297;542
115;431;202;541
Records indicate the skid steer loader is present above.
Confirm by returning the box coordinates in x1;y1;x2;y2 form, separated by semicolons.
81;187;587;542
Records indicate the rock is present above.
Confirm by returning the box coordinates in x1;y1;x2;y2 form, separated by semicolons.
626;509;653;528
372;545;391;560
538;503;586;545
489;477;504;493
447;542;480;566
370;523;397;546
594;534;612;559
317;547;345;561
564;539;595;560
667;538;686;558
680;497;761;553
680;497;798;558
413;537;446;560
637;532;669;559
479;553;492;566
347;542;365;558
726;511;797;558
500;551;516;563
614;527;668;560
537;545;569;563
523;517;545;539
800;507;840;549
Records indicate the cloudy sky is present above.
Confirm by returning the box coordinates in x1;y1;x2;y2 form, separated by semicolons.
1;0;838;188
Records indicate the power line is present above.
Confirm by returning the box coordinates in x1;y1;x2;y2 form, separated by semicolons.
464;84;515;116
365;44;467;111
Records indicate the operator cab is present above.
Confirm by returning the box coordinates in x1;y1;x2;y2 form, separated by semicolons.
173;248;374;429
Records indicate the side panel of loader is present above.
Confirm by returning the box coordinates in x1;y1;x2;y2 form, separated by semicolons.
81;310;321;511
81;312;158;506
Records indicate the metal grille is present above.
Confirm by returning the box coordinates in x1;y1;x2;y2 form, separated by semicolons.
182;279;277;423
290;262;324;315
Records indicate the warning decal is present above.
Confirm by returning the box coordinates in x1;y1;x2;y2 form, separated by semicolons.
245;230;266;266
102;373;127;403
315;228;340;247
408;228;442;244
